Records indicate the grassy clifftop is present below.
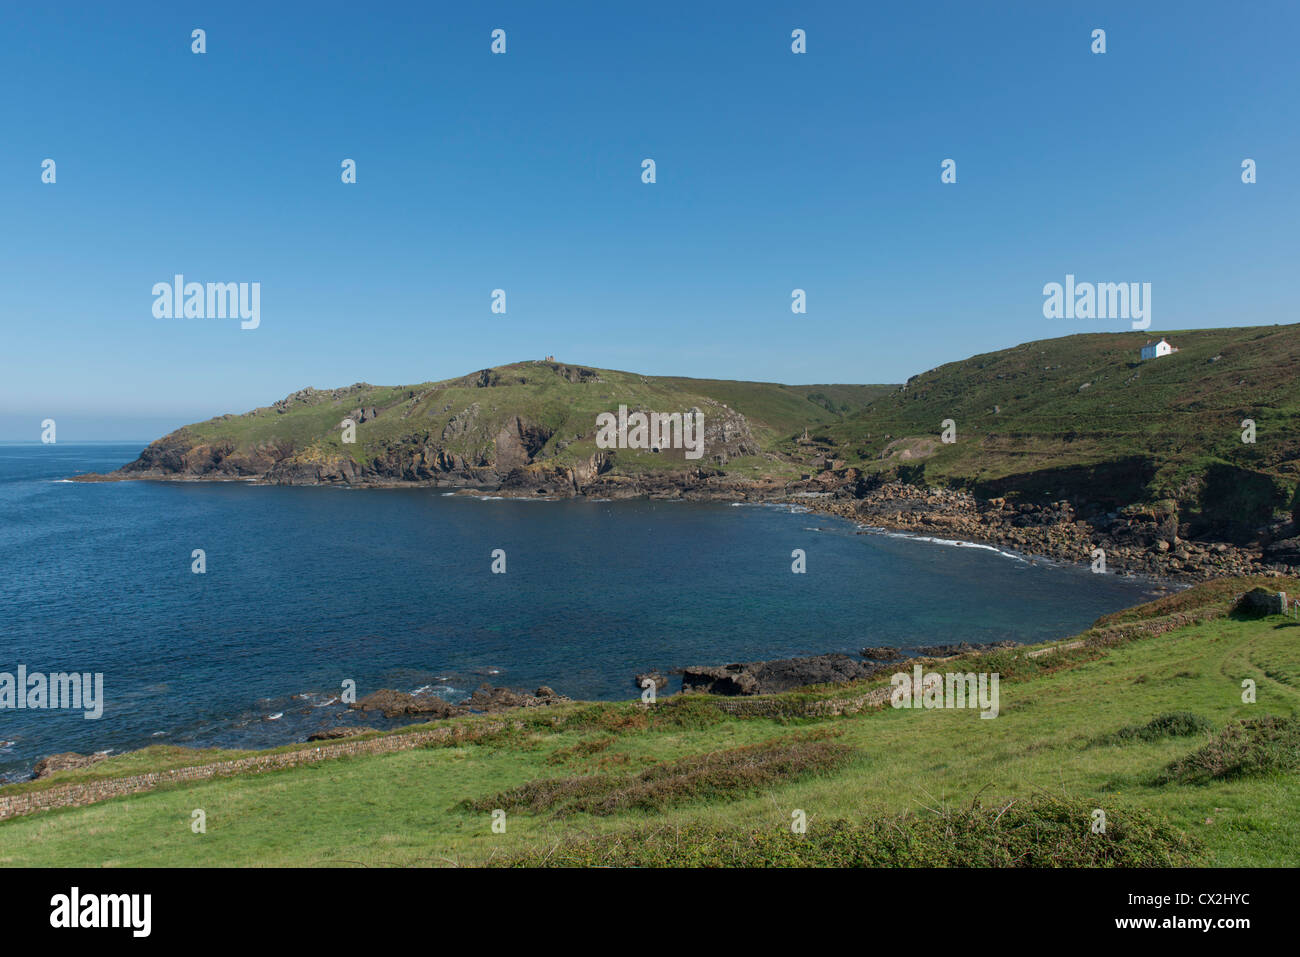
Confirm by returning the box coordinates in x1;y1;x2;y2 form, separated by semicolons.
807;324;1300;529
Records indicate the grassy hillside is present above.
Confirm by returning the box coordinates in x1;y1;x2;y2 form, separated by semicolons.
3;577;1297;867
809;325;1300;530
117;361;893;480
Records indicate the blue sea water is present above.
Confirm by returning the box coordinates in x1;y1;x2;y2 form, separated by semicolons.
0;442;1162;779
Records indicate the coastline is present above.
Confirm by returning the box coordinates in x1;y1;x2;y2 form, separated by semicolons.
16;467;1189;780
69;463;1292;584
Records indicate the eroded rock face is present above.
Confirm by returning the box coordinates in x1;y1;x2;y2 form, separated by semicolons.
493;417;554;471
1263;537;1300;566
681;653;880;696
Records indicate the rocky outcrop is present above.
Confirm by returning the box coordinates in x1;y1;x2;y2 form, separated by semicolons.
348;683;570;719
809;481;1290;583
680;653;882;696
350;689;467;719
32;751;105;779
305;727;369;742
1263;537;1300;566
860;647;902;661
461;684;570;712
634;671;671;692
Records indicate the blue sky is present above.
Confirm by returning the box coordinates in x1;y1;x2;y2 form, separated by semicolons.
2;1;1297;439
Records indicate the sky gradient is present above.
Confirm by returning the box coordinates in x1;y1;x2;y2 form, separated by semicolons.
2;1;1297;439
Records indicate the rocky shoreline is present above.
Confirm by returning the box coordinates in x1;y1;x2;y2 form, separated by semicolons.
72;456;1300;583
800;480;1298;584
24;636;1069;778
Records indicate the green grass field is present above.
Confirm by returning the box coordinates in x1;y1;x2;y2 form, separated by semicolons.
2;579;1297;867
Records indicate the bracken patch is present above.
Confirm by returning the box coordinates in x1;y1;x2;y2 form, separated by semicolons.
498;795;1201;867
464;734;853;817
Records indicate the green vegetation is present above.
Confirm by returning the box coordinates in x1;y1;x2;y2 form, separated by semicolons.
501;796;1201;867
464;733;853;817
129;360;892;479
2;578;1297;867
1091;712;1214;747
114;327;1300;540
1160;716;1300;785
814;325;1300;528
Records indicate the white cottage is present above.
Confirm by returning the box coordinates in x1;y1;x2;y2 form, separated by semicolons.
1140;338;1177;361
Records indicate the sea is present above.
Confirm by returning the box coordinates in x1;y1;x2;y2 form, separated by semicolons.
0;442;1163;780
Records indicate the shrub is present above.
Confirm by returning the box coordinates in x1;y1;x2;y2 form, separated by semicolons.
1160;715;1300;784
499;795;1201;867
465;735;854;817
1093;712;1213;746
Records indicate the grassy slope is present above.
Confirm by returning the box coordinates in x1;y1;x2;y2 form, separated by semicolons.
3;581;1297;867
814;325;1300;517
157;363;894;475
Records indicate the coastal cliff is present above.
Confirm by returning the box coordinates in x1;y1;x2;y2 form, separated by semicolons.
73;326;1300;581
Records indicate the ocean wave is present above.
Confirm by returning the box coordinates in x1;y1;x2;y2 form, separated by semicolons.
859;526;1028;562
729;502;811;514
